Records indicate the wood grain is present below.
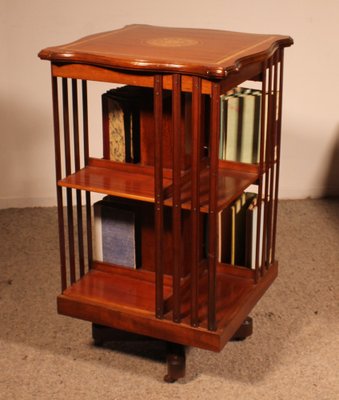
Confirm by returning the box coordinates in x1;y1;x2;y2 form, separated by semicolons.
58;165;171;203
57;262;278;351
39;25;293;79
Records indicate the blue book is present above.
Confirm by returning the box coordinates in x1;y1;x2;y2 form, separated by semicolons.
94;200;136;268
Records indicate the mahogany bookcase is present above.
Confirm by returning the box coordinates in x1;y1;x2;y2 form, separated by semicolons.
39;25;293;382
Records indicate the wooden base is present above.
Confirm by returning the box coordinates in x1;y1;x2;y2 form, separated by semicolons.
58;263;276;352
92;318;252;382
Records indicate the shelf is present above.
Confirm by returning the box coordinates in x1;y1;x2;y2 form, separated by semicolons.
59;268;173;315
175;166;259;213
57;262;277;352
58;164;172;203
59;159;258;212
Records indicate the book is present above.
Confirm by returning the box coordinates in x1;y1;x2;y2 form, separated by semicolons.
93;199;137;268
239;90;262;163
220;93;240;161
245;197;265;269
219;88;262;164
219;88;239;159
106;98;126;162
218;203;232;263
102;86;141;163
218;192;256;266
93;202;103;261
234;192;257;266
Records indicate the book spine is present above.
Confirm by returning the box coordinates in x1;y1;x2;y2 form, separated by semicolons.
93;202;103;262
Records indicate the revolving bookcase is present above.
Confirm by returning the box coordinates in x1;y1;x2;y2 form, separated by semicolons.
39;24;293;382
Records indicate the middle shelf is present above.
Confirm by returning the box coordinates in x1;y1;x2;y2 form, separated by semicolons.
58;157;259;213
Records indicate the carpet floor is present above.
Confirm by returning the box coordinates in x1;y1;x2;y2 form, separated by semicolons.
0;199;338;399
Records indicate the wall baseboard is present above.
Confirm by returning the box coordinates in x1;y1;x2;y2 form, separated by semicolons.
0;197;56;209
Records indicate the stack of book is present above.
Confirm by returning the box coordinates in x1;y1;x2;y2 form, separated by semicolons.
218;192;265;269
219;87;263;164
102;86;182;169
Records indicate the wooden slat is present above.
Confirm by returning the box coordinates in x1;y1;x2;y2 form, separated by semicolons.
172;74;182;323
255;61;267;282
82;80;90;166
62;78;76;284
208;82;221;331
272;49;284;262
72;79;85;277
63;79;72;175
72;79;81;170
52;75;67;291
82;80;92;269
261;57;273;276
267;51;279;267
190;76;202;327
154;74;164;319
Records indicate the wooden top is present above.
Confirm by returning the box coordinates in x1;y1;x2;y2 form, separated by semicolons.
38;24;293;78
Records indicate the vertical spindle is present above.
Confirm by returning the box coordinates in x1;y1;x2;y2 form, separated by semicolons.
255;61;267;282
172;74;182;323
191;76;202;327
52;74;67;291
154;74;164;319
82;80;92;270
62;78;76;284
208;82;221;331
267;51;279;266
72;79;85;277
272;49;285;262
261;57;273;275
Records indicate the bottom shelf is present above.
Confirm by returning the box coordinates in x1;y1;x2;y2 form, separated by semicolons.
57;263;277;352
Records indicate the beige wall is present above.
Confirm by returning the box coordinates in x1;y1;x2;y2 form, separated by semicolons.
1;0;338;208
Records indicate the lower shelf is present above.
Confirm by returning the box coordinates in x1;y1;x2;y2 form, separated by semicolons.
57;263;277;352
